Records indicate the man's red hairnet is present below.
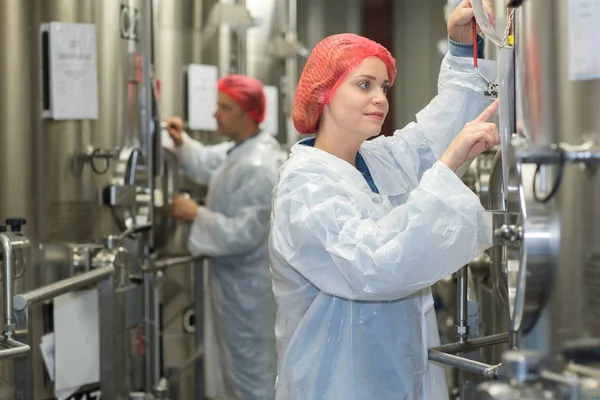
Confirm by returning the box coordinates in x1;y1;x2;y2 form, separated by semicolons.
293;33;396;135
217;74;266;123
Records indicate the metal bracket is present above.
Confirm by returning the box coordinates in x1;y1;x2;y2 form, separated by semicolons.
512;137;600;166
182;308;196;334
478;211;522;247
484;82;498;100
495;224;523;244
69;243;105;276
100;184;145;207
72;145;120;175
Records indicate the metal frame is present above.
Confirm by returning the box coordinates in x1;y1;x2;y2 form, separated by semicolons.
428;332;507;378
146;255;204;400
12;265;116;400
428;331;508;381
0;233;31;365
429;349;502;379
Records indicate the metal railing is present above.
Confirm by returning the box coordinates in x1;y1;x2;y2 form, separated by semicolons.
149;255;196;272
429;348;503;379
12;264;117;400
3;228;204;400
13;266;114;311
0;338;30;360
0;233;31;361
428;332;508;379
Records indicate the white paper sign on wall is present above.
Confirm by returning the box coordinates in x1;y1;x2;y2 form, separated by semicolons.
261;85;279;136
568;0;600;81
41;22;99;120
187;64;218;131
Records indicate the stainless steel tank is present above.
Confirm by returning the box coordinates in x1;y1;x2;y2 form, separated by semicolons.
0;3;38;397
0;0;156;397
152;1;204;398
512;0;600;352
1;2;101;397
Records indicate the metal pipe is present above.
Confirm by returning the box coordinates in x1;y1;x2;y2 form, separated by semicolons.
488;151;511;311
428;350;501;379
13;265;115;311
284;0;299;149
0;338;30;360
1;234;15;335
13;306;32;400
234;0;247;74
143;267;153;392
97;269;119;398
455;265;470;397
498;47;516;199
153;272;162;387
150;255;196;271
288;0;297;34
457;266;469;342
194;259;205;400
430;333;509;354
510;330;519;350
140;0;157;391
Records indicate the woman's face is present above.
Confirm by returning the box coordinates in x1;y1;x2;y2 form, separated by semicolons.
323;56;390;139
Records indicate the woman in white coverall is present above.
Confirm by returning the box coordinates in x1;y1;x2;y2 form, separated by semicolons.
167;74;280;399
269;1;499;399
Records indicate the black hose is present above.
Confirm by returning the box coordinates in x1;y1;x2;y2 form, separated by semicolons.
532;147;566;203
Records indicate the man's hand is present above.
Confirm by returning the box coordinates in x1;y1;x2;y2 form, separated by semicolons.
170;194;200;222
447;0;495;44
165;117;185;147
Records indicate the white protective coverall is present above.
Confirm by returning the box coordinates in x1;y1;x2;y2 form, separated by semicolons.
269;52;496;399
177;131;281;399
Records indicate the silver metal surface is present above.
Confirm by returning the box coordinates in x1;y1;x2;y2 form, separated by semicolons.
515;1;600;147
152;0;203;117
477;210;521;247
430;333;509;355
473;272;510;364
194;259;205;400
98;274;118;399
472;0;600;396
498;47;515;202
501;349;541;385
153;272;163;391
157;147;189;255
495;0;600;359
140;4;158;389
152;256;196;272
245;0;282;137
0;1;38;395
1;0;160;396
13;266;114;311
1;236;15;336
513;162;558;335
13;302;32;400
484;151;560;340
488;151;521;310
428;350;501;379
0;340;30;361
153;2;205;397
143;268;154;392
473;381;553;400
457;266;469;341
283;0;299;148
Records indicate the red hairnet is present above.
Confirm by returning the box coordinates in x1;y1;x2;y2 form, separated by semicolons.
293;34;396;134
217;74;266;123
